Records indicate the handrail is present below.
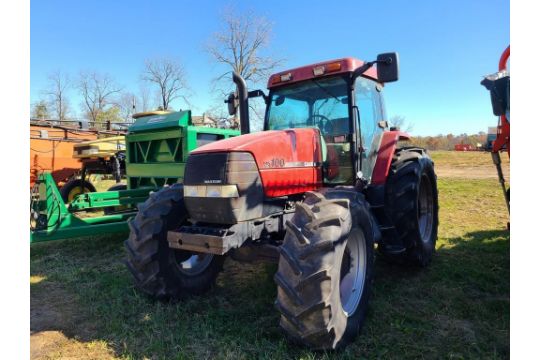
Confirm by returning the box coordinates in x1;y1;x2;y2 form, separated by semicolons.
30;118;134;134
30;118;134;130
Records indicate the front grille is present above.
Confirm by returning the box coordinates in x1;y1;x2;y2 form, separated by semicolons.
184;151;265;224
184;153;228;185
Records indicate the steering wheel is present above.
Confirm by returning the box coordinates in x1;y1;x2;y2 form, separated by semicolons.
311;114;334;134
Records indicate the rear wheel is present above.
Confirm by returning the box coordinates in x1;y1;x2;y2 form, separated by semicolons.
274;189;375;350
124;184;224;300
60;178;96;203
383;147;439;266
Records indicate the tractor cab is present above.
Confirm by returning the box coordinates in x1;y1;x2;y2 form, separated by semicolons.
226;55;399;187
264;58;392;185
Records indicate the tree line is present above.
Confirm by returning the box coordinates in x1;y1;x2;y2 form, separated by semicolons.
389;116;488;150
31;6;282;130
409;132;488;151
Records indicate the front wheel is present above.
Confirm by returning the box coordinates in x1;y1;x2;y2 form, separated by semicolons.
124;184;224;300
274;189;375;350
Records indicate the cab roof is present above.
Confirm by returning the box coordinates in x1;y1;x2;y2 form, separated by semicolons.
267;57;379;89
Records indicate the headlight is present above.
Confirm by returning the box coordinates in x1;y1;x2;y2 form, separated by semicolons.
184;185;239;198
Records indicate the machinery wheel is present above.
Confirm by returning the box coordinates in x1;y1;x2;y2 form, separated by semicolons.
60;178;96;203
124;184;224;300
383;147;439;267
274;189;375;350
103;183;127;215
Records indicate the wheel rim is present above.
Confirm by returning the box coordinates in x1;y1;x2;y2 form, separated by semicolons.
340;229;367;316
67;186;91;202
418;173;435;243
174;252;214;276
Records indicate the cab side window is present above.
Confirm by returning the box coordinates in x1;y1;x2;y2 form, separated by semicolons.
355;78;384;181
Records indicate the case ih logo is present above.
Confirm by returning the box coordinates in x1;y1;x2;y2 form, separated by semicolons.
263;158;285;168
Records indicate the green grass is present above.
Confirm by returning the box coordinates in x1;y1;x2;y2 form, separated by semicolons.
31;177;509;359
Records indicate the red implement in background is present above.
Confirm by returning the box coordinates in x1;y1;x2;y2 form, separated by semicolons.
481;46;510;215
30;123;98;187
492;46;510;155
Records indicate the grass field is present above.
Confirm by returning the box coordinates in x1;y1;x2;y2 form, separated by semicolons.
30;151;510;359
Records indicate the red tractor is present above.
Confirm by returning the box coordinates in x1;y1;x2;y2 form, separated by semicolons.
125;53;439;349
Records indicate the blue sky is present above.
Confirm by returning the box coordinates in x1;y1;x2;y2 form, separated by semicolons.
30;0;509;136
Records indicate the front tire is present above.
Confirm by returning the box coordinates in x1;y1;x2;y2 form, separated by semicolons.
124;184;224;300
274;189;376;350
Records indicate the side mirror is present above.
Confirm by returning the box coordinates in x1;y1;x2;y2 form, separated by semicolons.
226;92;237;116
376;52;399;83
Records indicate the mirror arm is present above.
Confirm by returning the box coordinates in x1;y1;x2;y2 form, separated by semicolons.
248;89;269;105
352;62;375;80
352;55;395;80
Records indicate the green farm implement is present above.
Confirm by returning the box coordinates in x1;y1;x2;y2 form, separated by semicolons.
30;110;239;243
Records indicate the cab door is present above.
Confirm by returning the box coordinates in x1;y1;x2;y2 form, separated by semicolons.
354;77;385;183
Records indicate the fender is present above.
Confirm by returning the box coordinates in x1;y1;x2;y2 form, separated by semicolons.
371;131;410;185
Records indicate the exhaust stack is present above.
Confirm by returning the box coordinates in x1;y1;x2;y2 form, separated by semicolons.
232;72;250;135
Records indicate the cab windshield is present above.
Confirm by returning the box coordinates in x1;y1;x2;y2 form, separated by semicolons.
266;76;350;136
266;76;354;185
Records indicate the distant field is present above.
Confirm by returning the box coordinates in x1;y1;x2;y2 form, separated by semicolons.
430;150;509;180
30;151;510;359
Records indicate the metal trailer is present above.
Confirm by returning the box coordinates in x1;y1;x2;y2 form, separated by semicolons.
30;110;239;243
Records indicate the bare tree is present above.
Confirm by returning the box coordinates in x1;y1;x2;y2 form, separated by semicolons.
138;84;152;112
31;100;50;119
44;70;70;120
78;71;122;123
204;102;238;129
206;7;284;89
116;91;137;122
206;7;284;131
141;57;189;110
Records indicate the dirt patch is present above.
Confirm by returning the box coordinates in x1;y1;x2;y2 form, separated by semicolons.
31;282;85;336
31;331;115;360
431;150;510;180
436;164;510;180
31;281;114;359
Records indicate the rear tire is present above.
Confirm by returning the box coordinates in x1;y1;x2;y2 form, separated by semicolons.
124;184;224;300
60;178;96;203
383;147;439;266
274;189;375;350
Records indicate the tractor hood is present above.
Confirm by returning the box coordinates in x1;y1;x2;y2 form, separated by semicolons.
188;128;324;198
191;128;322;171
